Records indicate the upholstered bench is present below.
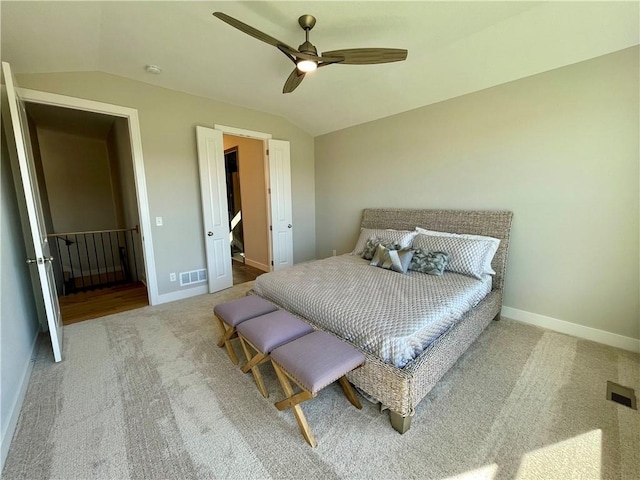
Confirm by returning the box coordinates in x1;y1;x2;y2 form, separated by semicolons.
213;296;278;365
270;331;366;447
237;310;314;398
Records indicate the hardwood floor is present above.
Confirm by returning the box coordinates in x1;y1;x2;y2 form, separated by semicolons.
232;261;266;285
59;282;149;325
59;264;260;326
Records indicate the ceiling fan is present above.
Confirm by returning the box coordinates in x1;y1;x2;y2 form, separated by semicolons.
212;12;408;93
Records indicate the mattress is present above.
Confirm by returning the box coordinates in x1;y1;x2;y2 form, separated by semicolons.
253;255;492;368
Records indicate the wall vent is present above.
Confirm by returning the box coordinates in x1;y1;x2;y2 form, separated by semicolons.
606;381;637;410
180;269;207;286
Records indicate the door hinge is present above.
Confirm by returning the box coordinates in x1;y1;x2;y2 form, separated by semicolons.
268;188;271;194
269;225;272;231
271;260;274;266
266;149;269;155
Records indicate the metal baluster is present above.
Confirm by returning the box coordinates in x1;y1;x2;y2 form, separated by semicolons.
84;233;93;288
130;229;139;282
92;233;101;287
100;232;110;286
76;234;86;290
65;235;73;293
108;232;115;284
54;238;65;295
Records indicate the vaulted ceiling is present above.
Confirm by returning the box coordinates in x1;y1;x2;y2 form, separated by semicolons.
2;1;638;136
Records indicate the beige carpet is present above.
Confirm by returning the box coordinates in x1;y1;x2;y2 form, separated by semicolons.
3;282;639;480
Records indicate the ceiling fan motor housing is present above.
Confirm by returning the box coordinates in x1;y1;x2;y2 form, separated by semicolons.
298;41;317;55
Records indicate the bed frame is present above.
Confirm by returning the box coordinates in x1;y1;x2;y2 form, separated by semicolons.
342;208;513;433
257;208;513;433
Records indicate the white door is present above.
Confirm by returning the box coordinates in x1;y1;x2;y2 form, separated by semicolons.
267;139;293;270
196;126;233;292
1;62;63;362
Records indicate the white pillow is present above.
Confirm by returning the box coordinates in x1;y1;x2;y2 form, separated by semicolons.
412;233;496;280
415;227;500;275
351;228;417;256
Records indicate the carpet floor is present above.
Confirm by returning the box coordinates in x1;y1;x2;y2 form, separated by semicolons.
3;282;639;480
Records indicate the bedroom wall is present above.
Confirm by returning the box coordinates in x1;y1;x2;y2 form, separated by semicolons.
0;127;41;469
14;72;316;298
315;46;639;342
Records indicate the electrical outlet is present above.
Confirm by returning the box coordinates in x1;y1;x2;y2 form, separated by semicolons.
169;272;176;282
332;249;337;256
156;216;163;226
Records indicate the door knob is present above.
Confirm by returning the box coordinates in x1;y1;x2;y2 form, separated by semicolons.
207;231;214;236
288;224;293;228
26;258;37;264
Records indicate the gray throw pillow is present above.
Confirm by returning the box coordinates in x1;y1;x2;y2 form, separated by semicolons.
409;250;450;276
361;236;401;260
370;244;414;274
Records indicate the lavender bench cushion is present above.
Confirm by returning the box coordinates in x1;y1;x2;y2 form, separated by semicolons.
237;310;314;353
214;295;278;327
271;331;366;394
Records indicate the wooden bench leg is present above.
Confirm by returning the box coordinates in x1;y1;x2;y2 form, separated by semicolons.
389;411;412;434
239;336;269;398
215;316;239;365
338;376;362;409
272;362;317;448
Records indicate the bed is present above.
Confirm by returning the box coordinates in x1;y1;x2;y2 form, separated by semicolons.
253;208;513;433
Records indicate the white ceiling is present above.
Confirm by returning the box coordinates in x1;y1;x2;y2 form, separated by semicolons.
2;1;638;136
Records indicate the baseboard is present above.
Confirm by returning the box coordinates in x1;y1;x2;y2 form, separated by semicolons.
156;285;208;305
244;258;270;273
1;333;39;470
501;306;640;353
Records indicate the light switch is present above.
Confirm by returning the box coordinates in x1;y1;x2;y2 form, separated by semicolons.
155;216;163;226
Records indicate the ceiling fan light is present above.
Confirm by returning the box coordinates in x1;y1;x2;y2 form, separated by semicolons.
297;59;317;73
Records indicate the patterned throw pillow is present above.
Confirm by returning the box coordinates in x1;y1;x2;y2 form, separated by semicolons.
352;228;417;256
369;244;414;274
415;227;500;275
409;250;450;276
361;236;402;260
412;233;494;279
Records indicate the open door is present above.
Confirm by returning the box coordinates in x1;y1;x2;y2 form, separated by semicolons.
196;126;233;293
267;139;293;270
2;61;63;361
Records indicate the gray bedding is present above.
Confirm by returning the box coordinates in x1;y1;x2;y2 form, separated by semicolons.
253;255;492;368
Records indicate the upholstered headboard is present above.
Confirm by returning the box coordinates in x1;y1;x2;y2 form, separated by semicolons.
361;209;513;290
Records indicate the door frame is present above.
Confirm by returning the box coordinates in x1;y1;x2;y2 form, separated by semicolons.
17;88;159;305
214;124;274;270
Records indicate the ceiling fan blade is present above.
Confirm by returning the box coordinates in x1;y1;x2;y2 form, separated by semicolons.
321;48;408;65
213;12;296;52
283;68;306;94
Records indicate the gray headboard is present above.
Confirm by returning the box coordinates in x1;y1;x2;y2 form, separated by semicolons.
361;208;513;290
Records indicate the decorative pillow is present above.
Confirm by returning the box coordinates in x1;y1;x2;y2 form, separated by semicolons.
409;250;449;276
412;233;494;279
415;227;500;275
351;228;417;256
361;236;402;260
369;244;414;274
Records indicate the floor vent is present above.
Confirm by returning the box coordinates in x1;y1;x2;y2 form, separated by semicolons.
606;381;637;410
180;269;207;286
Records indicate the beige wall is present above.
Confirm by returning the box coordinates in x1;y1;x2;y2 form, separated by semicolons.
15;71;316;296
37;128;118;233
315;47;639;340
223;135;270;271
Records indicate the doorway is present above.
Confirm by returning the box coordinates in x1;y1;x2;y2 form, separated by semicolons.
222;135;271;285
23;102;149;324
